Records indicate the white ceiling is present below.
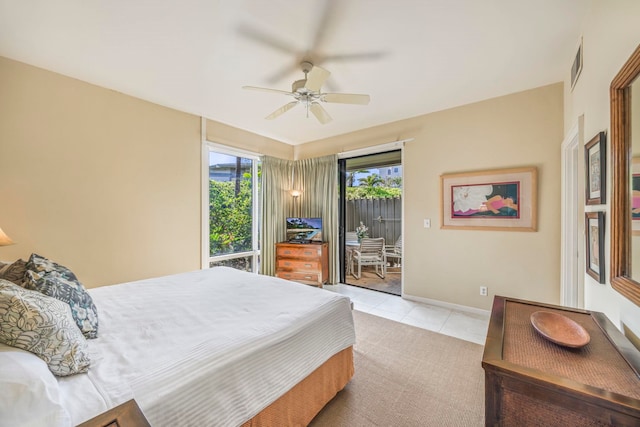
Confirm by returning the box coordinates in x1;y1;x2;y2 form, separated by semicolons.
0;0;592;145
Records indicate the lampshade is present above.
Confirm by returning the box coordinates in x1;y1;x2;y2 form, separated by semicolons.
0;227;14;246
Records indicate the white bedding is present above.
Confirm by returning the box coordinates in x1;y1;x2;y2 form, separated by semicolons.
57;267;355;426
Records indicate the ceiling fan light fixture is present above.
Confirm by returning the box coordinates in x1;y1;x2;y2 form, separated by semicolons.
243;62;369;124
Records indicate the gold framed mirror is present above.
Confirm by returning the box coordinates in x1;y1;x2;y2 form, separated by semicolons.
611;43;640;305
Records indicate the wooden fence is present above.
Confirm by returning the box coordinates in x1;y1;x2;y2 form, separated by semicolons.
346;197;401;246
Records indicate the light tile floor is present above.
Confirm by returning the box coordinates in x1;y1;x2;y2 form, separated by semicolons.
324;283;490;345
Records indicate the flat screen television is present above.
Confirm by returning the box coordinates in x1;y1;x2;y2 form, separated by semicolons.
286;217;323;243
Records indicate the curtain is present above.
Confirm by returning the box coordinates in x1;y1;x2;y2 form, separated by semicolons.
294;154;339;284
260;156;294;276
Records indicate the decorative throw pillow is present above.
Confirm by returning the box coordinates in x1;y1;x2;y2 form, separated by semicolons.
0;279;91;376
0;259;27;286
22;253;99;339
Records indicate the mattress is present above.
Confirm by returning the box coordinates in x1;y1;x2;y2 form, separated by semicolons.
56;267;355;426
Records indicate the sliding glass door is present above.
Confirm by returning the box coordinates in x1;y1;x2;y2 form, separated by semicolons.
339;150;402;295
206;145;260;272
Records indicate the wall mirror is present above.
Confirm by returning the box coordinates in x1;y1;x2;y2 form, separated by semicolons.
611;43;640;306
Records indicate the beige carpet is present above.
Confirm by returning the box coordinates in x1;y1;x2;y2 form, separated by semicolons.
310;311;485;426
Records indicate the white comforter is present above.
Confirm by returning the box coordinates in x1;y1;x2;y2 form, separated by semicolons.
57;267;355;426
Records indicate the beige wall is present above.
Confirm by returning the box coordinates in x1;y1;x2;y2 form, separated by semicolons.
0;48;576;314
0;56;201;287
298;83;564;310
0;55;564;311
0;57;289;288
565;0;640;330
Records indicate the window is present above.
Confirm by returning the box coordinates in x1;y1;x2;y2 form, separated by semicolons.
204;144;260;272
394;167;399;173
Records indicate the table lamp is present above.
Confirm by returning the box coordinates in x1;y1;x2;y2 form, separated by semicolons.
0;227;14;246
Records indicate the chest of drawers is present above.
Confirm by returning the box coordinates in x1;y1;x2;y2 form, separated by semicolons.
482;296;640;426
275;242;328;287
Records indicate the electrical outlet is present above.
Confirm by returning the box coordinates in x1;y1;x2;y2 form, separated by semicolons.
480;286;488;296
424;219;431;228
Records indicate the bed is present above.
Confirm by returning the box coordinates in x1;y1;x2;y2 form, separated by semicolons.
0;265;355;427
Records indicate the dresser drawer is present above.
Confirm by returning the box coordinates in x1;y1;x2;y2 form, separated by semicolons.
276;259;321;271
275;242;328;287
276;271;320;284
276;246;323;259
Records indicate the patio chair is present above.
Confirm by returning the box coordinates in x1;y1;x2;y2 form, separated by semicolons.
351;237;386;279
344;231;359;275
384;235;402;272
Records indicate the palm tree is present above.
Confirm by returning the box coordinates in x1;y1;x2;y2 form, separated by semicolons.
387;176;402;188
346;169;369;187
359;173;384;187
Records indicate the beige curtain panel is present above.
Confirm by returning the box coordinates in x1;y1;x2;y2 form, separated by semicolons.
293;155;339;284
260;154;339;284
260;156;294;276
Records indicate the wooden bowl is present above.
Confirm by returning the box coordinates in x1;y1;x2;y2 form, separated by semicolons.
530;311;590;348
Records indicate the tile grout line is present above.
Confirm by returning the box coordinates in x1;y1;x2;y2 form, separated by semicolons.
438;310;454;333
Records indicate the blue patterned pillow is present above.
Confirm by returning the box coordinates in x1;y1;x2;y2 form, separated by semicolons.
22;254;99;339
0;279;91;376
0;259;27;286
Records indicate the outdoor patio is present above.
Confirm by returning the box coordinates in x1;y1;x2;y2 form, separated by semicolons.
345;267;401;296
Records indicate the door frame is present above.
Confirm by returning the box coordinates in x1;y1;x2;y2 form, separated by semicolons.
561;121;583;307
338;140;407;293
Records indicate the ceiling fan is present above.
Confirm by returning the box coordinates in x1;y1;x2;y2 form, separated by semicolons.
243;61;370;124
236;0;386;87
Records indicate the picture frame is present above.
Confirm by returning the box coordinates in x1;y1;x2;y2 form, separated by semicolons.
632;157;640;235
570;37;583;91
585;131;606;205
440;167;537;231
585;211;605;283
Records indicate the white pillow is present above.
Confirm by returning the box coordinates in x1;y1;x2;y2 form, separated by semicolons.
0;343;71;427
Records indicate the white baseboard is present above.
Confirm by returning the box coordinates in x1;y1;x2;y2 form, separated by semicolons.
402;293;491;316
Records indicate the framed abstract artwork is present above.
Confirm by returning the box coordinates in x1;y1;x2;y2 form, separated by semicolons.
632;157;640;235
570;37;583;91
585;211;605;283
585;131;606;205
440;167;537;231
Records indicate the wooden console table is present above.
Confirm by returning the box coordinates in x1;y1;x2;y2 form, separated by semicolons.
482;296;640;426
275;242;328;287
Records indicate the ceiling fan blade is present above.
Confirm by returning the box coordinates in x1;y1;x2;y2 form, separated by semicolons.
304;65;330;92
243;86;292;96
323;51;388;63
309;0;337;52
323;93;370;105
266;101;299;120
310;103;333;124
265;62;299;84
236;24;299;56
